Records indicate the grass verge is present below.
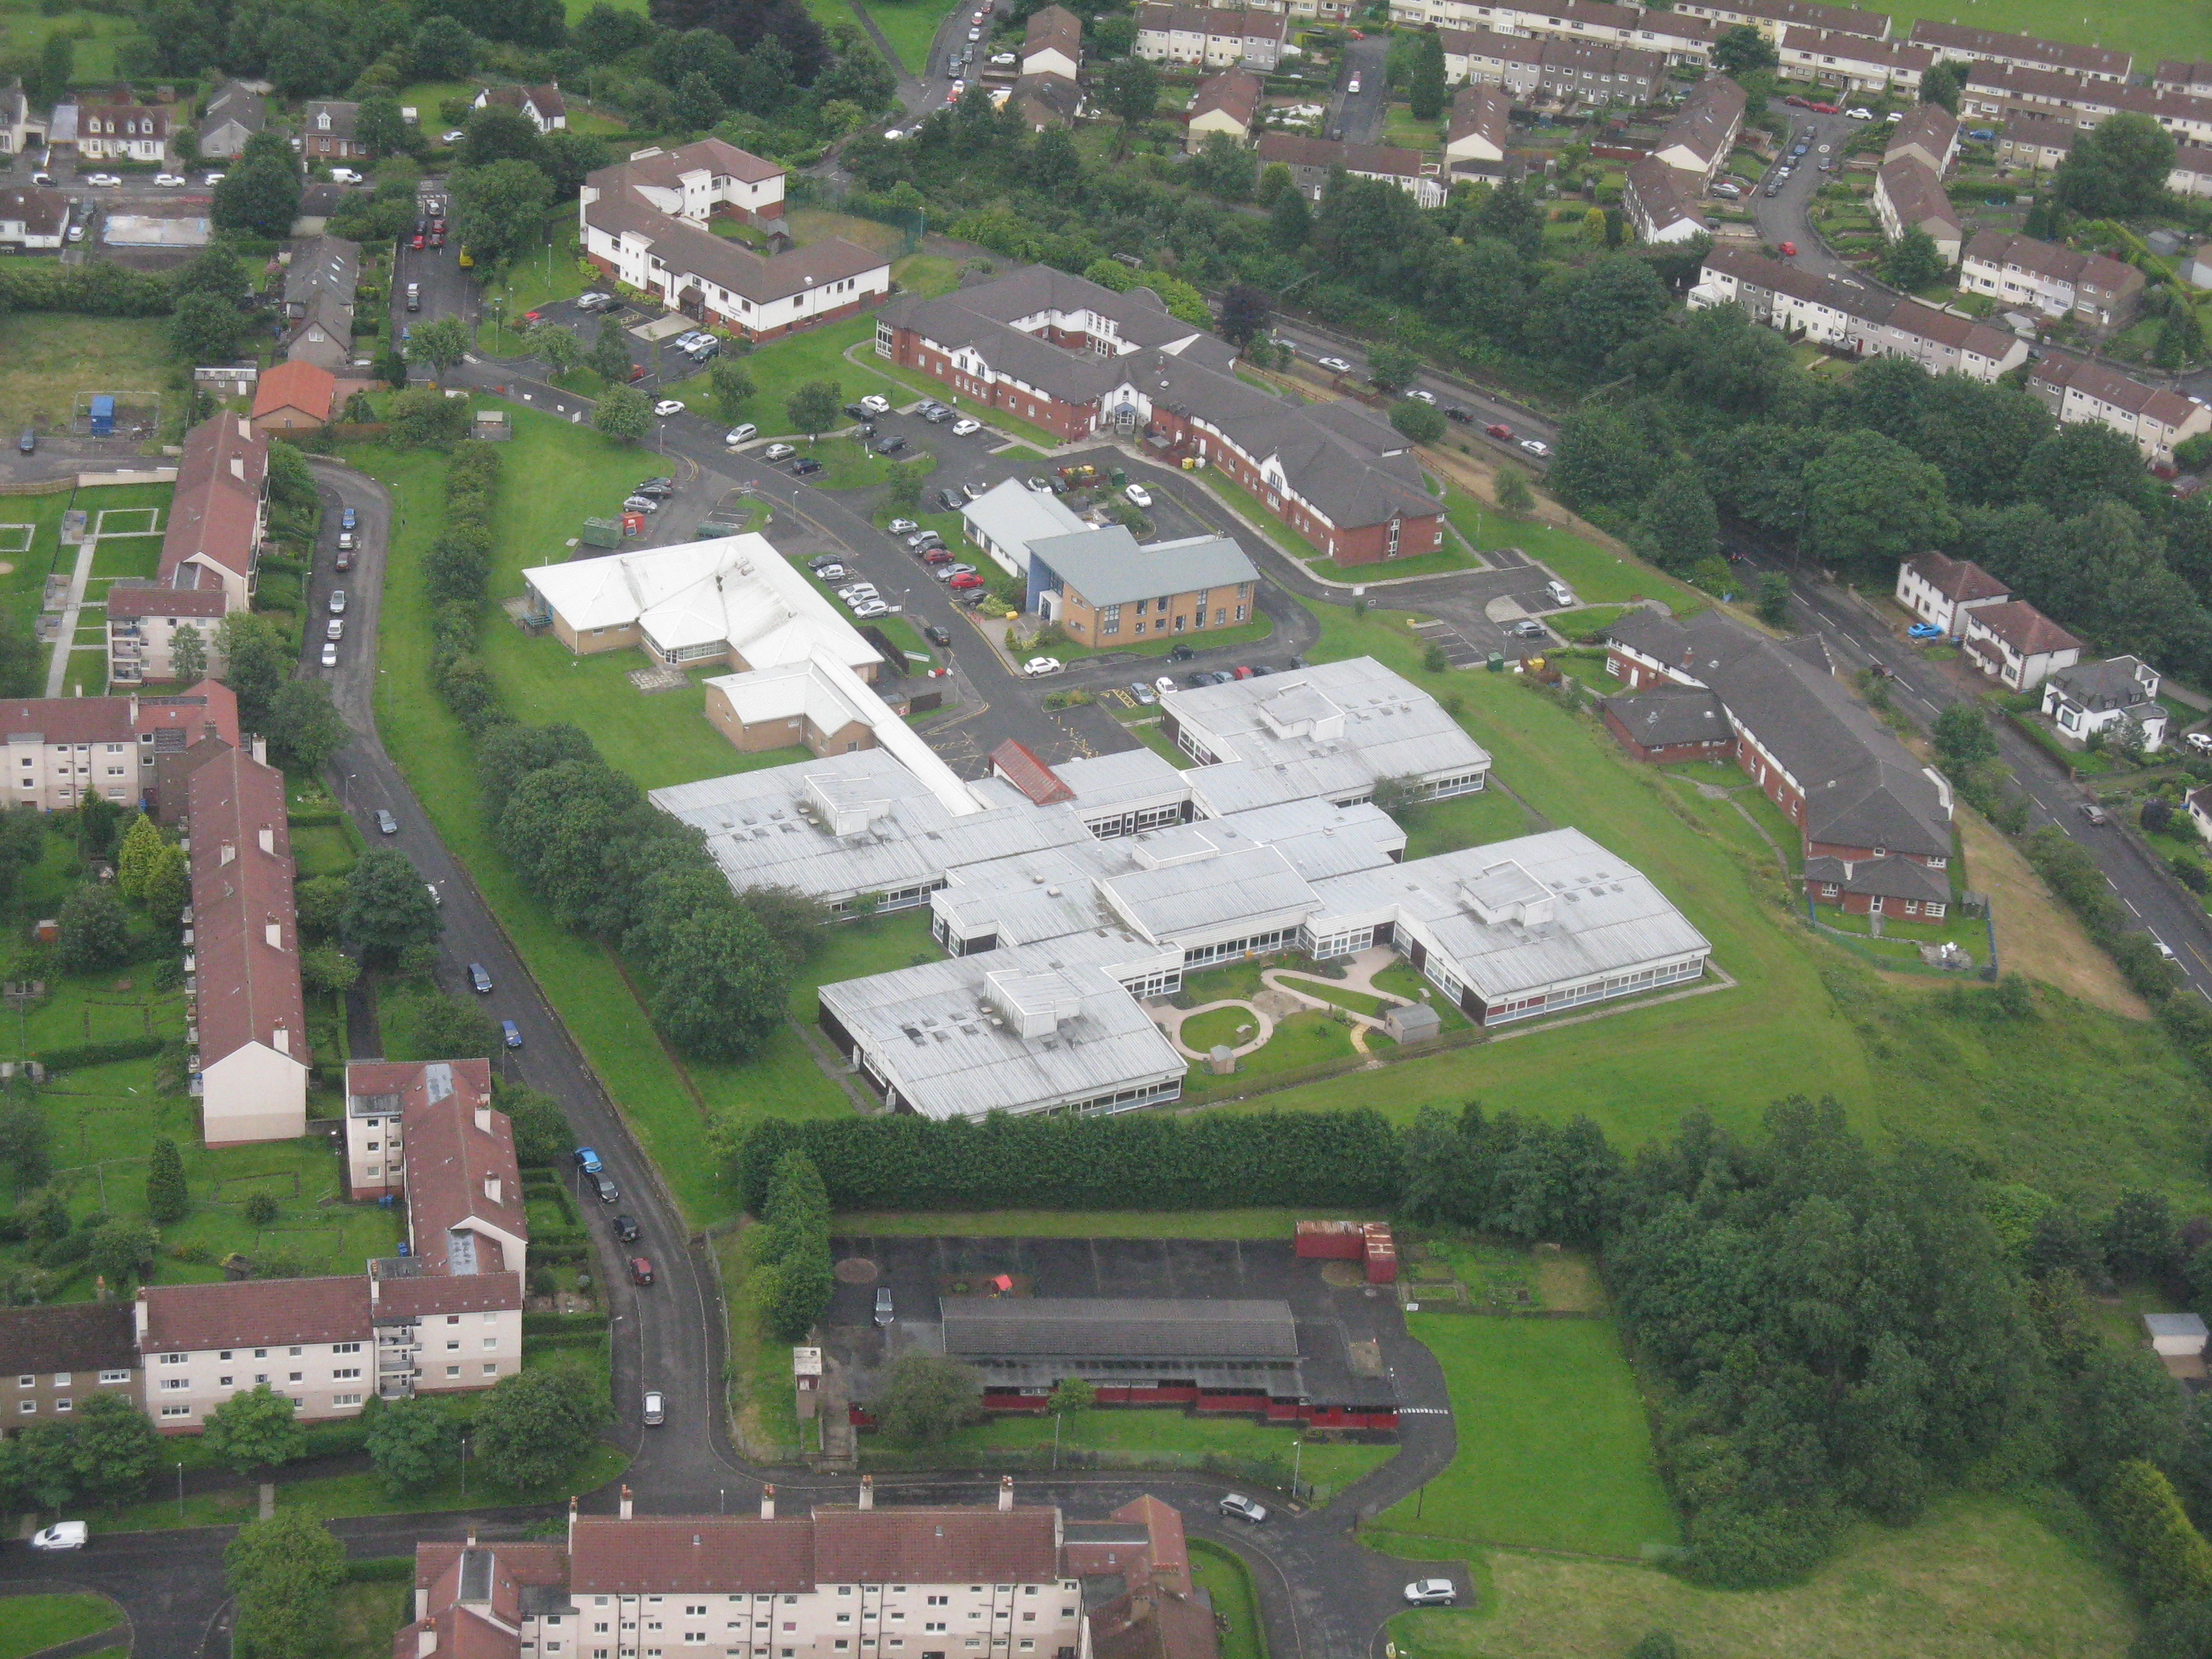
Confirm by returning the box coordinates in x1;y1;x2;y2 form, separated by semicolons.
1190;1540;1267;1659
0;1593;123;1659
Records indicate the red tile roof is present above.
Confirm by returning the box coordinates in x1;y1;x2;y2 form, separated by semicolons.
103;583;233;621
569;1509;1064;1593
1906;551;2009;605
570;1517;819;1593
140;1275;371;1352
162;415;266;586
813;1508;1063;1583
251;359;337;424
187;742;306;1070
371;1269;524;1320
1111;1495;1189;1592
344;1059;518;1273
1967;599;2083;657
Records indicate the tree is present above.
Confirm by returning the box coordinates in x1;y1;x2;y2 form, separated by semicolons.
2055;112;2177;217
266;679;348;772
786;379;842;440
35;31;72;103
1801;429;1957;581
85;1222;155;1291
226;1511;345;1659
55;884;129;974
449;158;554;274
408;314;472;384
1933;702;1998;772
142;845;188;931
675;70;726;130
1881;226;1948;291
356;94;411;161
647;907;787;1060
1101;57;1159;157
410;13;478;81
1713;23;1778;74
1921;59;1965;110
389;386;472;449
361;1395;459;1493
1756;571;1791;628
470;1366;611;1493
115;812;163;901
885;460;928;515
395;989;499;1061
1048;1376;1097;1415
302;944;360;996
1635;472;1719;573
243;1189;278;1227
1269;185;1310;251
460;106;546;171
342;847;443;968
216;613;288;726
1408;27;1448;119
1494;466;1534;518
203;1385;307;1477
2105;1460;2212;1607
145;1135;189;1225
1218;284;1271;352
70;1392;160;1508
1550;405;1651;514
594;383;653;443
1391;399;1446;444
590;316;634;383
531;322;583;378
0;1106;49;1199
1366;343;1420;396
77;792;121;862
171;293;246;363
874;1353;983;1445
212;139;303;240
1188;130;1253;201
496;1082;571;1167
169;623;207;684
708;359;756;421
2107;1190;2182;1284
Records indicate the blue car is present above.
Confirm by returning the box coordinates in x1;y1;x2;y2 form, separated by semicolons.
573;1146;602;1174
1906;622;1944;640
340;506;356;531
501;1019;523;1049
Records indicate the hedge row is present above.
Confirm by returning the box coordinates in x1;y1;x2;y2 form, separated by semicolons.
523;1310;611;1336
346;1556;416;1582
36;1036;165;1070
523;1330;609;1354
0;263;174;316
739;1110;1402;1215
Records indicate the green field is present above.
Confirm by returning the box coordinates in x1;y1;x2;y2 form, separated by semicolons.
0;3;146;81
0;1592;123;1659
1875;0;2205;62
1390;1494;2133;1659
1369;1316;1675;1559
1441;487;1706;615
0;314;171;432
1189;1541;1267;1659
860;0;967;75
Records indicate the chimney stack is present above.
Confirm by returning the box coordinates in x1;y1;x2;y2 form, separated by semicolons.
474;1102;493;1134
417;1626;438;1657
858;1475;874;1511
760;1483;776;1521
466;1528;477;1548
998;1475;1014;1513
619;1483;633;1521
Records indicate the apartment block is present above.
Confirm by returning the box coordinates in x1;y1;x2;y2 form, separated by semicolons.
0;1303;139;1424
0;682;238;813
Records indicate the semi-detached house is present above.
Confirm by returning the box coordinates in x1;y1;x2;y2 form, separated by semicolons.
1872;156;1963;264
0;184;64;251
876;266;1443;565
579;140;889;342
1894;551;2011;638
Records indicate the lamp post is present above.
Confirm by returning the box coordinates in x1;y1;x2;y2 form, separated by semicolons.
1290;1439;1303;1500
176;1460;184;1520
459;1434;469;1499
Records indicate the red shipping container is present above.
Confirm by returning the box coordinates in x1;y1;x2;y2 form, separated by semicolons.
1296;1219;1366;1259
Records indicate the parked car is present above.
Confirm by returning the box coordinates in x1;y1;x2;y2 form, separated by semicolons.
629;1256;655;1286
935;563;977;581
642;1390;665;1425
1402;388;1437;405
335;544;352;571
621;495;661;514
1124;485;1153;508
1545;579;1575;607
851;600;889;617
960;481;984;501
874;1288;895;1326
574;1147;604;1174
15;428;31;455
951;417;981;436
1778;241;1799;257
808;553;846;570
375;808;398;835
320;642;338;668
764;443;796;460
576;291;615;312
651;398;684;417
947;571;985;589
468;962;493;994
30;1522;87;1551
872;435;907;455
1156;676;1178;695
937;488;964;511
1022;656;1063;676
1486;422;1513;441
791;457;823;476
1519;438;1551;458
405;283;419;311
84;173;121;188
340;506;357;530
859;394;891;415
1906;621;1944;640
634;477;675;496
843;401;869;419
592;1173;621;1204
1404;1580;1456;1607
612;1212;639;1241
1317;356;1353;374
440;129;468;144
2186;732;2212;756
1185;671;1213;687
326;617;344;642
501;1019;523;1049
1167;644;1195;661
920;548;953;565
814;563;850;583
724;424;758;445
1218;1494;1267;1523
2078;802;2110;826
325;167;358;184
924;623;953;647
1231;665;1255;679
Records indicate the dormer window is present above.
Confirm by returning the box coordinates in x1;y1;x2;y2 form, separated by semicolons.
317;112;331;129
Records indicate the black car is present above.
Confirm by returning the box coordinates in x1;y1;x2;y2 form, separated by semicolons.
612;1213;640;1243
843;401;869;419
1185;671;1212;687
592;1173;621;1205
806;553;844;571
923;623;952;647
937;488;963;511
791;457;823;476
872;435;907;455
634;478;675;497
1445;405;1472;422
1167;644;1195;662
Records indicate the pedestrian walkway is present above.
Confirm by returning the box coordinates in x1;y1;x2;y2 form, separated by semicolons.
43;527;102;697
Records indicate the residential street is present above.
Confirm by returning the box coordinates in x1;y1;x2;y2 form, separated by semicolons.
1748;108;1859;282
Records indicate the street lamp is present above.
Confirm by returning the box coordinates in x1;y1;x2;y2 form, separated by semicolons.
176;1460;185;1520
1291;1439;1303;1500
459;1434;469;1498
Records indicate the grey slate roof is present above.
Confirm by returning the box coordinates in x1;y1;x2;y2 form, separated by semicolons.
2046;656;2158;713
284;234;359;310
1029;527;1257;606
1805;852;1950;903
941;1296;1300;1360
1605;683;1730;747
1607;609;1951;857
0;1302;137;1374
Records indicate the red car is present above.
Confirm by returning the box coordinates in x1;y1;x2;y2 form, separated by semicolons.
1486;422;1512;441
1231;665;1255;679
1783;94;1809;108
1807;101;1839;114
523;310;542;323
1778;241;1798;256
628;1256;654;1286
947;571;985;589
409;232;425;250
921;548;953;564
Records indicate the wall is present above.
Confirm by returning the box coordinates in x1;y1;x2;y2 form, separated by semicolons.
200;1042;309;1147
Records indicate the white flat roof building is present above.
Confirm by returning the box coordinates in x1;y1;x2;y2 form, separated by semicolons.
960;478;1090;577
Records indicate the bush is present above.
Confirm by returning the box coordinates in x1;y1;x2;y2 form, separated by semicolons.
2106;1459;2212;1605
346;1556;416;1582
32;1036;164;1071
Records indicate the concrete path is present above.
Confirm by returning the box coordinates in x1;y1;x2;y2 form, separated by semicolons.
42;528;100;697
1158;996;1273;1059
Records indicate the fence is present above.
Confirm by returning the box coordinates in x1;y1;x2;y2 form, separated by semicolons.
1802;894;1999;980
0;466;177;498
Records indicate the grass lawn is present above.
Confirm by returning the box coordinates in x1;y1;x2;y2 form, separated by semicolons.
333;1580;413;1659
1876;0;2205;61
0;314;171;430
0;5;145;79
1441;487;1704;615
1390;1493;2132;1659
0;1593;123;1659
664;316;905;436
1398;785;1542;860
860;0;965;68
869;1407;1392;1502
834;1206;1341;1237
1368;1315;1675;1559
1183;1008;1358;1096
354;417;946;1225
717;1227;806;1458
893;252;965;298
1382;104;1442;148
1236;600;2212;1209
1190;1540;1266;1659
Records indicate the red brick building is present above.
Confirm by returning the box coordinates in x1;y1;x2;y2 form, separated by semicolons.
876;266;1443;565
1603;609;1955;919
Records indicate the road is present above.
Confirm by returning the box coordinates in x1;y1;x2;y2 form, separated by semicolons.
1737;529;2212;996
1330;34;1391;144
1746;108;1861;280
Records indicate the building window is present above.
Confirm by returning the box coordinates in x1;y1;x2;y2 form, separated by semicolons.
1099;605;1120;635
